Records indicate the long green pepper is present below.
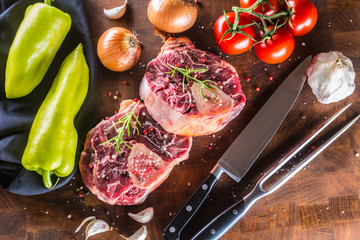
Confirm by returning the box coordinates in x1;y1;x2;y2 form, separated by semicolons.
21;44;89;189
5;0;71;99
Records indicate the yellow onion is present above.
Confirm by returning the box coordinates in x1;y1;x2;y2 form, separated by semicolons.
97;27;141;72
147;0;198;33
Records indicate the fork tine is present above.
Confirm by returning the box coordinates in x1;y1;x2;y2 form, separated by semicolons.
260;103;352;186
265;113;360;195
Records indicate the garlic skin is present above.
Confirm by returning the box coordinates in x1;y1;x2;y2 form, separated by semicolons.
104;0;127;19
75;216;96;233
85;219;110;240
127;226;148;240
307;51;355;104
128;207;154;223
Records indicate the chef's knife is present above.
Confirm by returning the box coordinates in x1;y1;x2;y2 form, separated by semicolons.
163;56;312;240
191;105;359;240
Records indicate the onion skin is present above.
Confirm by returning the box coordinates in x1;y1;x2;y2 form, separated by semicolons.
97;27;141;72
147;0;198;33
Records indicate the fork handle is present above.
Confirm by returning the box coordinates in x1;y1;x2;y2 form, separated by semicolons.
191;199;246;240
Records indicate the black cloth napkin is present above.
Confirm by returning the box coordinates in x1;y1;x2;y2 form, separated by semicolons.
0;0;98;195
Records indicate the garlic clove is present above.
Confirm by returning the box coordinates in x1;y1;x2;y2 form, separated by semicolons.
85;219;110;240
75;216;96;233
307;51;355;104
128;207;154;223
127;226;148;240
104;0;127;19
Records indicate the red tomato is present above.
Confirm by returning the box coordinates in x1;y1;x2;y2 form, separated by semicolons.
213;12;255;55
286;0;318;36
240;0;280;21
254;26;295;64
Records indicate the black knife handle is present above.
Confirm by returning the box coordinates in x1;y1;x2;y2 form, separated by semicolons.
163;173;219;240
191;199;246;240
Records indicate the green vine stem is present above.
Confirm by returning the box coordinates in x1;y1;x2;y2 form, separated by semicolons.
230;0;293;41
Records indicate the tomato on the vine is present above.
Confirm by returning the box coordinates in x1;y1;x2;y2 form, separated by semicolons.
240;0;280;21
254;26;295;64
213;12;255;55
285;0;318;36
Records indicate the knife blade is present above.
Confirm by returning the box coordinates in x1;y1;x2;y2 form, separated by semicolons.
163;56;312;240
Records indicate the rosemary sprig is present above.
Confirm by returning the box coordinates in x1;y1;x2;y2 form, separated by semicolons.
167;64;218;100
100;102;141;154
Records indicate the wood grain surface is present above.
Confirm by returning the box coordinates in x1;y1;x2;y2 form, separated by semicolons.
1;0;360;239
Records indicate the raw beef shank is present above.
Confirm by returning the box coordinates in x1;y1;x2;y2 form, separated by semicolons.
79;100;192;205
140;37;246;136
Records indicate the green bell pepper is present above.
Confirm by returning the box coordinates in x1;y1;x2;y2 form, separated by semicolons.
21;44;89;189
5;0;71;99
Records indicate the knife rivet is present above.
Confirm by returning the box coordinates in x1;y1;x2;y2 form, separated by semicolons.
186;205;193;212
202;184;208;190
233;209;238;215
210;229;216;235
169;227;176;233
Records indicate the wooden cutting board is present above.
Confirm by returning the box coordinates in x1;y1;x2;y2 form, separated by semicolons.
1;0;360;239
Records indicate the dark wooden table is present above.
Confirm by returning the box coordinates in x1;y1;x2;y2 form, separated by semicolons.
1;0;360;239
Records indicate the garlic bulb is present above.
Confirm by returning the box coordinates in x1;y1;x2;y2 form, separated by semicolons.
306;51;355;104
